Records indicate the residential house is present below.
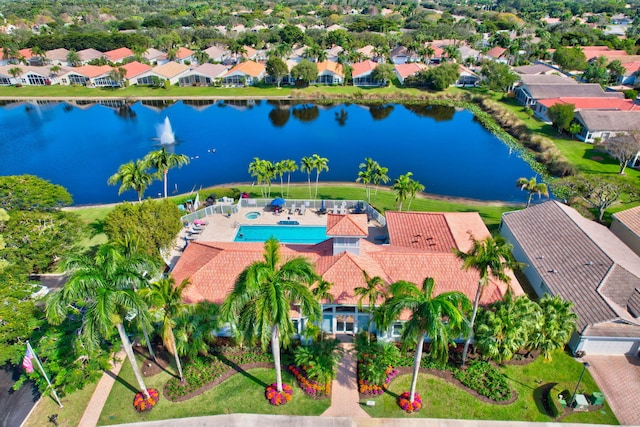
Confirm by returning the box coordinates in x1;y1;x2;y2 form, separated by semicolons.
174;47;194;64
60;65;115;87
313;60;344;85
0;65;62;85
18;48;40;66
103;47;134;64
203;45;228;63
356;45;375;60
141;62;190;85
611;206;640;257
325;45;343;63
45;48;70;66
394;63;427;85
326;24;346;32
0;48;7;66
179;63;228;86
456;65;480;87
77;48;104;65
171;212;522;338
351;60;380;86
120;61;153;85
618;60;640;86
457;45;480;64
222;60;266;86
485;46;508;64
390;46;419;64
535;97;640;122
143;48;168;65
0;66;12;85
573;110;640;143
513;63;561;75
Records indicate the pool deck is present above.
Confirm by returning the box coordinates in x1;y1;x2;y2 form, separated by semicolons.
166;205;387;268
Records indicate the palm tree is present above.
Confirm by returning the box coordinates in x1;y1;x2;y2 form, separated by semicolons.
406;177;425;211
274;161;286;197
392;172;416;211
312;278;334;303
8;67;22;83
49;65;61;77
249;158;274;198
371;163;390;201
139;277;190;381
67;49;81;67
312;154;329;198
107;159;155;202
45;244;152;399
516;177;549;208
453;235;521;366
529;295;577;361
174;301;220;359
354;271;387;341
300;156;315;199
144;147;190;198
376;277;470;404
221;238;321;393
281;159;298;197
357;158;377;202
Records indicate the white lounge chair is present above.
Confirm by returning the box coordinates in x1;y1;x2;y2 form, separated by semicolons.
290;203;297;214
340;205;346;215
333;205;338;214
299;204;306;215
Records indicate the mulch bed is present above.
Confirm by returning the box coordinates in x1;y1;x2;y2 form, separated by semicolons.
162;362;273;403
133;345;173;377
365;366;518;405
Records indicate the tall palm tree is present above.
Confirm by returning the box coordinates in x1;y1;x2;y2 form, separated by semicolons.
281;159;298;197
406;177;425;211
221;238;321;393
144;147;190;199
139;277;190;381
357;158;376;202
300;156;315;199
45;244;152;399
376;277;470;404
516;177;549;208
108;159;155;202
312;278;334;303
274;161;286;197
355;271;387;341
371;163;390;201
392;172;415;211
453;235;521;366
529;295;577;361
248;157;269;197
312;154;329;198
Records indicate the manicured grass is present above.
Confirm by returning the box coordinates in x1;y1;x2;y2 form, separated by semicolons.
23;380;99;427
65;206;114;250
362;351;618;424
98;355;330;425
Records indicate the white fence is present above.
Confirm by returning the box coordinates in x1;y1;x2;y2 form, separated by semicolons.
181;198;386;227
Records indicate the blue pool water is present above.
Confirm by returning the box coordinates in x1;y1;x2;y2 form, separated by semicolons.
0;100;540;204
234;225;328;244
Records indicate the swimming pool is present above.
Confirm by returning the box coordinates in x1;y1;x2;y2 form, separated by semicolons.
234;225;328;244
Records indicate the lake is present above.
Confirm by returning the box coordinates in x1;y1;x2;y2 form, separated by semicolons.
0;99;540;205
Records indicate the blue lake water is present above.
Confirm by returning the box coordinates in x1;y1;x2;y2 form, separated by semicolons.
0;100;539;205
234;225;328;244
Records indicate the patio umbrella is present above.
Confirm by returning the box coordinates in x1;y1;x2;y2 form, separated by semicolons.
321;200;325;210
271;197;286;207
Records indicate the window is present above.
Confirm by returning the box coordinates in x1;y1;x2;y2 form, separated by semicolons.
392;322;403;337
68;74;88;85
0;77;10;85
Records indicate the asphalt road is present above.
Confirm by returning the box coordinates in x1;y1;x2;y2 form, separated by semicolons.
0;365;39;427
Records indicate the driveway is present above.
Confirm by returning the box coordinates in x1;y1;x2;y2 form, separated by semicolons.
584;355;640;426
0;365;39;427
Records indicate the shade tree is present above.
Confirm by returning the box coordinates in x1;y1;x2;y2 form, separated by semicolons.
516;177;549;208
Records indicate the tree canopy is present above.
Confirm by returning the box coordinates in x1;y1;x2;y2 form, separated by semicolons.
0;175;72;211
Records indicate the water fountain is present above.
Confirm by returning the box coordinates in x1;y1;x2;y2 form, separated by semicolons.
156;117;175;145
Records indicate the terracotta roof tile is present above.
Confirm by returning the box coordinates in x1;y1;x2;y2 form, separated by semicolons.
394;63;428;79
226;60;266;78
317;60;344;77
613;206;640;236
69;64;113;78
351;60;378;77
120;61;152;79
538;97;639;111
104;47;133;61
176;47;194;60
486;46;507;59
152;61;189;78
326;214;368;236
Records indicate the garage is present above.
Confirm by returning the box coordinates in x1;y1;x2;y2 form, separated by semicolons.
580;336;640;356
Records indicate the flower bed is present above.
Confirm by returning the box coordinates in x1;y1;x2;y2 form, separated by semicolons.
397;391;423;413
454;361;511;401
133;388;160;412
358;365;399;396
265;382;293;405
288;365;331;398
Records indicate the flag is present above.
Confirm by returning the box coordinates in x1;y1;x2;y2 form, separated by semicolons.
22;345;34;373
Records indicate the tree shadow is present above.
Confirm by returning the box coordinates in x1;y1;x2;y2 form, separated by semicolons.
533;382;557;416
88;219;106;237
215;354;269;388
133;346;176;379
105;368;138;394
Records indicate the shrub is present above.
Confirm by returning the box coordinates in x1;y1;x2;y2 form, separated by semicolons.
454;361;511;401
265;382;293;405
133;388;160;412
397;391;423;413
289;365;331;397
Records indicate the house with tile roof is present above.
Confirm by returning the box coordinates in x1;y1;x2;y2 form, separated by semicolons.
611;206;640;257
174;47;194;64
356;45;375;59
352;60;381;86
171;212;521;338
455;65;480;87
0;65;64;86
485;46;508;64
535;97;640;122
618;60;640;86
136;62;190;85
103;47;133;64
394;63;427;85
120;61;153;85
313;60;344;85
76;48;104;65
390;45;419;64
59;64;116;87
143;48;168;65
45;48;70;66
513;63;561;75
204;45;229;63
222;60;266;86
179;63;228;86
501;201;640;356
573;110;640;143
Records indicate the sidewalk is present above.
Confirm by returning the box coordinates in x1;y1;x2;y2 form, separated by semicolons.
78;350;126;427
321;343;370;418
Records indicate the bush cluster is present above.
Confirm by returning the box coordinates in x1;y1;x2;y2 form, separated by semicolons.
288;365;331;397
454;361;511;401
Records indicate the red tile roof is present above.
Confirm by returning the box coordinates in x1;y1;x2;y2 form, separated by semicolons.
19;48;33;58
326;214;368;236
621;61;640;74
486;46;507;59
176;47;194;60
171;213;522;308
394;63;428;79
120;61;152;79
226;60;266;78
104;47;133;61
69;64;113;78
351;60;378;78
537;97;640;111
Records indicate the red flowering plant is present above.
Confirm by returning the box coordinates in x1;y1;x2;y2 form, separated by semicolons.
265;383;293;405
133;388;160;412
289;365;331;397
397;391;423;413
357;364;399;395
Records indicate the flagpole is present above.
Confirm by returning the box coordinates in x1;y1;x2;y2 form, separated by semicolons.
26;341;63;408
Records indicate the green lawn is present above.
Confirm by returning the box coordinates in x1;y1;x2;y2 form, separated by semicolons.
98;355;330;426
66;206;113;250
362;351;618;424
23;380;99;427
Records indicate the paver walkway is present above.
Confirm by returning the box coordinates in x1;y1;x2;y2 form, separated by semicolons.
583;355;640;426
321;343;370;418
78;350;126;427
